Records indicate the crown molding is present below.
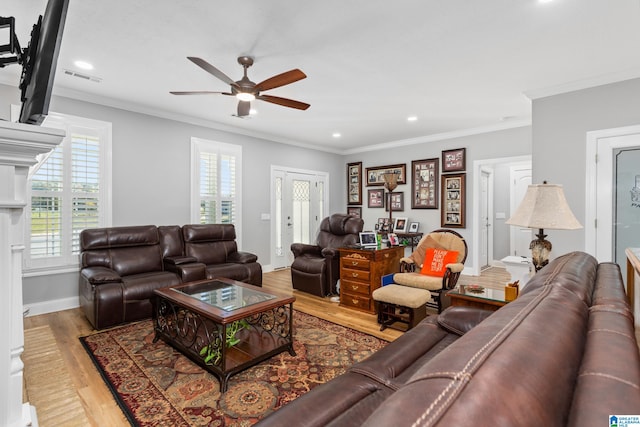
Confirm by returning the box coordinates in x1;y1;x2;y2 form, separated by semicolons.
343;118;532;155
524;68;640;100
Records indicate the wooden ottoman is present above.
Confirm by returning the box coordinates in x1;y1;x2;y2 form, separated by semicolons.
372;284;432;331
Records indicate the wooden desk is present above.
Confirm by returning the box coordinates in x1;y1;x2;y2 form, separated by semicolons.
339;246;404;313
625;248;639;327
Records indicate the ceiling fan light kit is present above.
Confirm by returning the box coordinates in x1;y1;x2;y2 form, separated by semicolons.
170;55;309;117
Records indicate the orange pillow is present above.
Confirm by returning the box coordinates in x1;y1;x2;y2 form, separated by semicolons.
420;248;459;277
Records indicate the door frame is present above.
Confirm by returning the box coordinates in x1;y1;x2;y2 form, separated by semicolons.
269;165;329;272
478;167;494;270
585;124;640;261
472;155;531;276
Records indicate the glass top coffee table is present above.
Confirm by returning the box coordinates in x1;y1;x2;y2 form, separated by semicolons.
446;284;508;311
153;278;296;392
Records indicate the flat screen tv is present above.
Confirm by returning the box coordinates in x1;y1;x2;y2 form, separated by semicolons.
18;0;69;125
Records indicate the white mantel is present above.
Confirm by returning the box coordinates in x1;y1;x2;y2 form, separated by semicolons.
0;120;64;427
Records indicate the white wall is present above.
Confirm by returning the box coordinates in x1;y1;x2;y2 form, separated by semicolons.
532;77;640;258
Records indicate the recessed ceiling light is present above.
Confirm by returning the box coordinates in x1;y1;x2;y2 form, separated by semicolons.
407;116;418;122
332;132;341;138
74;60;94;70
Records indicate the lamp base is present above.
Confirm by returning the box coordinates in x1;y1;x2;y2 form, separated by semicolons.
530;228;552;272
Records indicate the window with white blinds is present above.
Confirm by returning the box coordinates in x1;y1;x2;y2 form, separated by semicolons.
191;138;242;238
25;114;112;272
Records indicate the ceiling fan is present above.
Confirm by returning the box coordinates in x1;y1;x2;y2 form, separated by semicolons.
170;56;310;117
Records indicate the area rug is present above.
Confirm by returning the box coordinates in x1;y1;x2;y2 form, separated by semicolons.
80;311;387;426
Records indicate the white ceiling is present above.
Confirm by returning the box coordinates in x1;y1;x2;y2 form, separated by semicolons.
2;0;640;154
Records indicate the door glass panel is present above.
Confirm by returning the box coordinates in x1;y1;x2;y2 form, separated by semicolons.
292;179;311;244
614;147;640;280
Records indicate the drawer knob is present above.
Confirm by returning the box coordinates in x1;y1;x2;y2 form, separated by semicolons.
352;273;358;277
384;254;390;258
352;298;359;305
351;285;359;291
351;261;358;265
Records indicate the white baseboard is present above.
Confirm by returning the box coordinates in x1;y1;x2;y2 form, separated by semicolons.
24;297;80;317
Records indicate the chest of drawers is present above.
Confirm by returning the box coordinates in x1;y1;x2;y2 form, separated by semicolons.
338;246;404;313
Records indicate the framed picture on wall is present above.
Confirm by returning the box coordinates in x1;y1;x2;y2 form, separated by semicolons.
347;161;362;205
411;158;439;209
347;206;362;218
365;163;407;186
385;192;404;212
442;148;466;173
441;173;465;228
368;188;385;208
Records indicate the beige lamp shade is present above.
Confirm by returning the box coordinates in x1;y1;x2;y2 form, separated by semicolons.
383;172;399;192
506;184;582;230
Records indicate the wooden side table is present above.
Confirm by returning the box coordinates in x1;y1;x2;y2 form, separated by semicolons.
339;246;404;313
447;285;508;311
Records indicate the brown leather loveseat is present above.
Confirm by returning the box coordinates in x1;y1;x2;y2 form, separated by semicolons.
79;224;261;329
257;251;640;427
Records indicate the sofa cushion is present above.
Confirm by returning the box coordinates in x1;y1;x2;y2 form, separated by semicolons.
393;272;442;290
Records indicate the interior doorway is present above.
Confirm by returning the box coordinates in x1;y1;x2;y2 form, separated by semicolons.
472;155;532;275
270;166;328;270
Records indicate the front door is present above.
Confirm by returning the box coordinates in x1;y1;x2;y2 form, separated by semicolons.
271;168;327;270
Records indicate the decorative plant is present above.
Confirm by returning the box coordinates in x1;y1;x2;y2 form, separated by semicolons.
200;319;249;365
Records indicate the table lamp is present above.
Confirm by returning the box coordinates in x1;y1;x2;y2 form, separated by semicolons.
506;182;582;272
383;171;399;232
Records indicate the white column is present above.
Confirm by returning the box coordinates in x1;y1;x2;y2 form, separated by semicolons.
0;121;64;427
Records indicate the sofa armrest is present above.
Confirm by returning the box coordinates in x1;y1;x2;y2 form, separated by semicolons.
291;243;321;258
437;306;494;336
320;247;339;259
400;258;417;273
227;251;258;264
164;255;198;266
446;262;464;274
165;262;207;282
80;266;122;284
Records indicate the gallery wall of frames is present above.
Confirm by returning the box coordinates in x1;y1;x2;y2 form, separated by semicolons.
346;148;466;231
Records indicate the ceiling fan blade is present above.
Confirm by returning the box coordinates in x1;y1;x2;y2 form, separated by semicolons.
170;91;233;95
258;94;310;110
255;69;306;92
237;101;251;117
187;56;238;87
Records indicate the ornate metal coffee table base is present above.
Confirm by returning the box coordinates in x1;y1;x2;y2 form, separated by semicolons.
153;281;295;392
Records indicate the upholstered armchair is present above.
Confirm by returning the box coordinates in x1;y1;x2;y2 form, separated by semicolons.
290;213;364;297
393;229;467;312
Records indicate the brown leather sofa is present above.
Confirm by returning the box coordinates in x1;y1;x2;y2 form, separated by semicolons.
79;224;262;329
257;251;640;427
290;213;364;297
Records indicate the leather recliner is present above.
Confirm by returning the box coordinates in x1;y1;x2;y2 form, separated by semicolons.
290;213;364;297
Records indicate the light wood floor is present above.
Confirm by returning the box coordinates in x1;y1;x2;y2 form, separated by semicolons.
24;266;637;427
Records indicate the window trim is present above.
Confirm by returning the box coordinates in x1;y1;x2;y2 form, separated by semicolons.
18;110;112;275
190;137;242;247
